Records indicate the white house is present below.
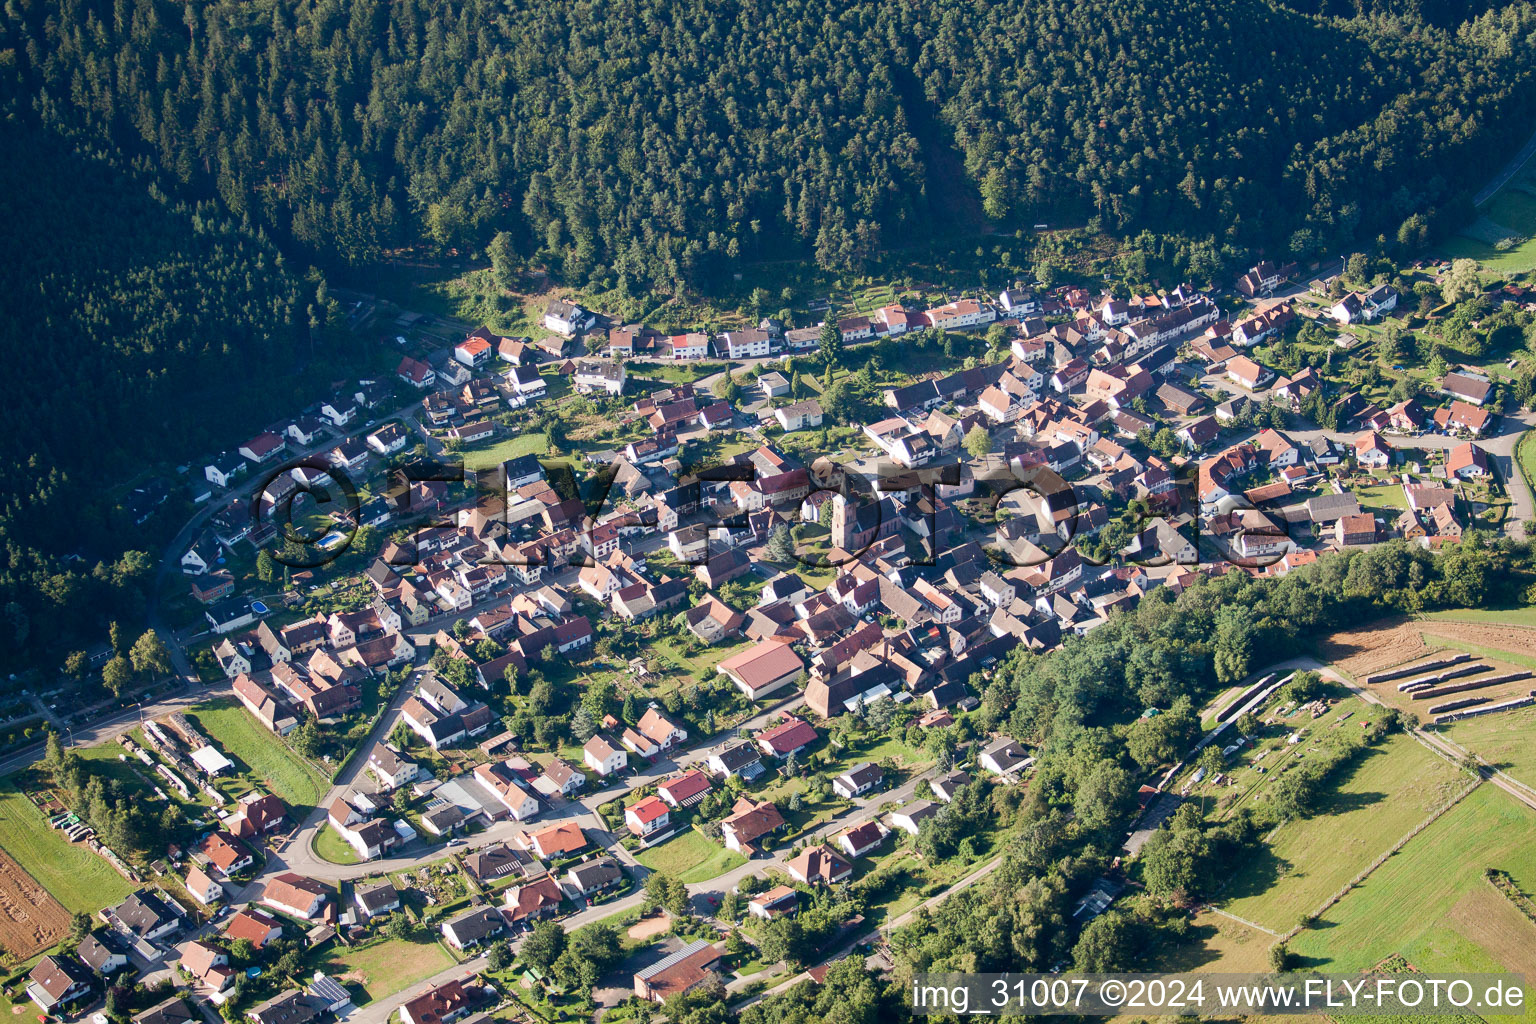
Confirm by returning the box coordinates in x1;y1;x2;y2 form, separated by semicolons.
582;735;628;777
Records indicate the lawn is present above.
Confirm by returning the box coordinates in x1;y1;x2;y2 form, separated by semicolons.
188;698;328;812
313;824;363;865
634;829;745;883
1445;704;1536;791
0;775;137;913
1289;787;1536;1024
1219;733;1465;932
458;432;550;471
318;935;455;1004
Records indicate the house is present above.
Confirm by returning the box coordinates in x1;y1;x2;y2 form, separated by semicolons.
354;880;401;920
527;822;587;860
454;336;492;367
367;422;409;456
463;844;528;884
785;843;853;885
583;734;628;777
718;328;771;358
634;940;722;1003
832;763;884;799
755;716;817;759
247;992;330;1024
544;299;590;336
721;797;786;853
368;745;420;791
502;873;565;928
625;796;671;836
262;873;329;919
636;707;687;751
205;451;247;489
1336;513;1377;547
748;885;800;920
1447;441;1490;479
924;298;997;331
706;741;764;781
890;800;940;835
232;673;298;734
398;356;436;389
179;940;234;991
684;596;746;644
562;358;623;397
184;864;223;906
201;830;255;875
400;980;478;1024
536;758;586;797
1435;400;1491;436
836;821;888;858
240;431;287;464
979;737;1032;777
26;955;93;1012
566;857;624;897
656;770;712;809
717;640;805;699
1441;370;1492;407
225;907;283;948
473;762;540;821
441;906;505;951
758;372;791;398
1225;356;1271;391
1307;492;1362;524
1354;431;1393;467
76;931;129;976
775;399;824;433
110;889;184;942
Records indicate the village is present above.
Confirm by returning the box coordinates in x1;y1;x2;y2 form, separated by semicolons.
5;249;1536;1024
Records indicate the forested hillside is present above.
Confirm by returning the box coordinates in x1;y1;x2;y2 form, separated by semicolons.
7;0;1536;295
0;121;319;667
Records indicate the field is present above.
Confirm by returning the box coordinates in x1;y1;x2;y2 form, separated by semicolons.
0;776;136;920
458;432;550;471
1289;787;1536;1024
1219;733;1465;932
319;935;455;1003
1321;618;1536;681
1445;183;1536;272
0;845;70;960
633;829;745;883
188;698;328;812
1444;704;1536;791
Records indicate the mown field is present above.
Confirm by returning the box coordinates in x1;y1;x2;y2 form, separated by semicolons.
1289;786;1536;1024
1444;704;1536;794
318;935;455;1003
633;829;745;883
1219;733;1465;932
0;775;136;914
188;698;328;812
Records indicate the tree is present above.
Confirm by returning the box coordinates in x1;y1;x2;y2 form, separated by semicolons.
1442;258;1481;304
521;920;567;972
487;940;513;971
102;655;132;696
1269;942;1294;972
1073;912;1136;971
963;424;992;460
570;705;599;741
766;524;794;562
488;231;517;290
129;630;171;678
712;374;740;402
64;650;88;677
818;318;843;367
256;548;276;583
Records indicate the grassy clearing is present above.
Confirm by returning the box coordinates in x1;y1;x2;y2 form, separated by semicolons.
1444;705;1536;791
458;432;550;471
634;829;745;882
1421;605;1536;629
1443;233;1536;274
1219;733;1465;932
188;698;327;812
319;935;455;1004
0;775;136;913
1289;787;1536;1024
313;824;363;865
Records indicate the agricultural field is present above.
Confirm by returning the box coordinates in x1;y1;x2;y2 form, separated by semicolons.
1219;732;1465;933
1443;704;1536;791
318;935;455;1004
0;845;69;960
1289;787;1536;1024
187;698;328;813
634;829;745;883
0;774;136;920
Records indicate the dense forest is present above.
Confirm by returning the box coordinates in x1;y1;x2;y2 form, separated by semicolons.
0;120;325;671
7;0;1536;296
